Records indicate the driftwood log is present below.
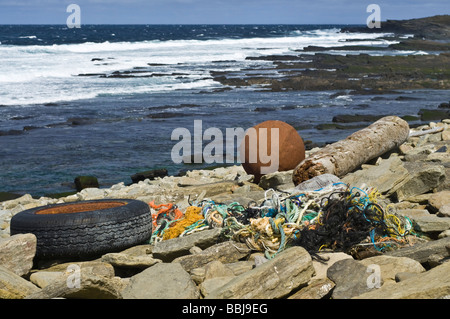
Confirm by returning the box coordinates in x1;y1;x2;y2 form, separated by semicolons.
292;116;410;186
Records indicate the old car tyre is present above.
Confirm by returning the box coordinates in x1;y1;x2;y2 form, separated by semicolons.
10;199;152;259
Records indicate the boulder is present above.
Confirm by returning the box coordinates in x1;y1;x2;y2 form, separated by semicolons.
428;191;450;211
0;192;21;203
130;169;168;183
78;187;106;201
1;194;35;210
0;233;36;276
327;259;383;299
152;228;223;262
173;241;251;272
359;255;426;285
199;276;236;298
205;246;314;299
354;261;450;299
189;260;254;285
438;229;450;238
204;260;235;280
121;262;200;299
288;278;335;299
74;176;99;192
258;170;294;190
29;271;66;289
0;265;40;299
39;261;115;277
226;261;255;276
182;181;239;198
438;204;450;217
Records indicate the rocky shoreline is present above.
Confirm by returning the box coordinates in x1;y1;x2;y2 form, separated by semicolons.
213;15;450;93
1;118;449;299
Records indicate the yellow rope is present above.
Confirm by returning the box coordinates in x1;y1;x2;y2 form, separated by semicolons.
162;206;203;240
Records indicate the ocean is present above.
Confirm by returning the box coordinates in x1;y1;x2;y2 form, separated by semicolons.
0;24;448;196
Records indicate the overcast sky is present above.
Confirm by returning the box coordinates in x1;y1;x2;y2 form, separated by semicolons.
0;0;448;24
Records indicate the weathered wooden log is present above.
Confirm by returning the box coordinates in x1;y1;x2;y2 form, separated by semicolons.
292;116;410;185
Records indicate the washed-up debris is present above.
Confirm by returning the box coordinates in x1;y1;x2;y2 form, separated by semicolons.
292;116;410;185
148;175;420;259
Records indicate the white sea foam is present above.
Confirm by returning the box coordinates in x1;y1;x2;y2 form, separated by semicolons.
0;29;397;106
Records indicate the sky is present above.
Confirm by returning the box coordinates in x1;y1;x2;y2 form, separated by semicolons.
0;0;448;24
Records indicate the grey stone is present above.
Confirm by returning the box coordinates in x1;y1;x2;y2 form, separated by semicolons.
101;252;162;269
412;215;450;233
173;241;251;272
26;273;124;299
392;165;446;201
0;233;36;276
190;267;206;285
395;272;419;282
225;261;255;276
204;260;235;280
258;170;294;190
189;246;203;255
342;155;409;194
438;204;450;217
40;261;115;278
327;258;383;299
429;191;450;211
152;228;223;262
438;229;450;238
205;246;314;299
29;271;64;288
0;265;40;299
121;263;200;299
288;278;335;299
359;255;425;285
199;276;236;298
386;236;450;263
311;252;353;280
354;261;450;299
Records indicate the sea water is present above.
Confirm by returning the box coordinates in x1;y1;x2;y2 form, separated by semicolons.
0;25;448;196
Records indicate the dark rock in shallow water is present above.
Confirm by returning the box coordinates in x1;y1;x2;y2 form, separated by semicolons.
131;169;168;183
395;96;422;101
22;125;41;132
146;112;183;119
401;115;420;122
332;114;386;123
0;192;22;203
418;109;450;121
74;176;99;192
44;191;78;199
67;117;98;126
316;123;367;130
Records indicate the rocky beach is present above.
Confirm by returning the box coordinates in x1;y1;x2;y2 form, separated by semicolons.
0;117;449;300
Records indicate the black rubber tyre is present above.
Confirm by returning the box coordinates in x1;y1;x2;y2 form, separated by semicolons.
10;199;152;259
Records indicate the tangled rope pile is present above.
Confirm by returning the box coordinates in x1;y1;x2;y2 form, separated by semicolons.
148;181;417;258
